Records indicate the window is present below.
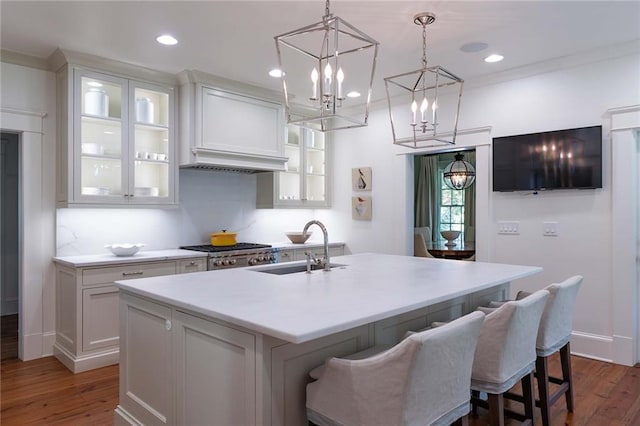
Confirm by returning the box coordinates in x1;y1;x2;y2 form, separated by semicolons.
440;174;464;242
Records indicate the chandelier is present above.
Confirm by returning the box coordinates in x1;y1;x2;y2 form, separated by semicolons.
384;12;464;148
443;153;475;190
274;0;379;132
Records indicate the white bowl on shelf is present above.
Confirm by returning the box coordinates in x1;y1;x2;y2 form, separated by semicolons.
105;243;144;257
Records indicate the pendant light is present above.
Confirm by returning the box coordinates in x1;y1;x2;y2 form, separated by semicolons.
274;0;379;132
443;153;475;190
384;12;464;148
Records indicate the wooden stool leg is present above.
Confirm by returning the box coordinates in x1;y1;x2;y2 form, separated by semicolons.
560;342;574;412
471;390;480;416
522;371;535;422
536;355;551;426
488;393;505;426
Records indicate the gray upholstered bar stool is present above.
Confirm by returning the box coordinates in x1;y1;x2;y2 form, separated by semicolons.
470;289;549;425
489;275;583;425
305;311;485;426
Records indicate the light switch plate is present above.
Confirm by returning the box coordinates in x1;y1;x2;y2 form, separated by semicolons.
543;221;559;236
498;221;520;235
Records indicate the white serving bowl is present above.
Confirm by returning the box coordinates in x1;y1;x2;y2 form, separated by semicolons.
440;230;461;245
105;243;144;256
285;232;312;244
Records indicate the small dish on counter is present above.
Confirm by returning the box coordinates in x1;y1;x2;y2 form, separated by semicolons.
285;232;312;244
105;243;145;256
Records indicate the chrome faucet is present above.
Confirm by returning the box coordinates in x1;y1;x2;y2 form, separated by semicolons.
302;220;330;271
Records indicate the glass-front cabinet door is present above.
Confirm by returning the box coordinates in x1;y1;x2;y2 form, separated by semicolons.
76;71;127;201
130;82;173;203
275;124;329;207
72;69;175;205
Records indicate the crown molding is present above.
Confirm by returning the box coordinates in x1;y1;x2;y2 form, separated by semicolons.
1;49;50;71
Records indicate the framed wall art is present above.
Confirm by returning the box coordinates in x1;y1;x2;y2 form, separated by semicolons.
352;196;372;220
352;167;372;191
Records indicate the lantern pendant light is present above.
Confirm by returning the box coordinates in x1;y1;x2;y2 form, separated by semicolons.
384;12;464;148
443;153;476;190
274;0;379;132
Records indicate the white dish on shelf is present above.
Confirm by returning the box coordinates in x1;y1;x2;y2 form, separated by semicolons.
82;186;110;196
82;142;104;155
134;187;159;197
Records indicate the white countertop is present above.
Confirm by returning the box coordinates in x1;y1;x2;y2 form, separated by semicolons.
115;253;542;344
53;249;208;268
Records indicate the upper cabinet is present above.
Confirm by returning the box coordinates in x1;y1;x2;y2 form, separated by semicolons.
54;51;178;207
256;124;331;208
178;70;287;172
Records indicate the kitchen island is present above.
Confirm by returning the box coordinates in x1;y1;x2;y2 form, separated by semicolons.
114;253;541;426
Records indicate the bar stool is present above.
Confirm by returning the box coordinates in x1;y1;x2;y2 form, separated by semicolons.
306;311;485;426
490;275;583;425
470;289;549;425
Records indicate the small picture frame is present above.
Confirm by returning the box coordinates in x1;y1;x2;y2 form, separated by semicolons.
352;196;372;220
352;167;372;191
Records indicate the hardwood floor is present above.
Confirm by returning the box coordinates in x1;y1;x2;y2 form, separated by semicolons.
1;314;18;360
0;353;638;425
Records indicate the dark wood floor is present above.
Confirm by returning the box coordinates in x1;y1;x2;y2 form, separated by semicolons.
1;314;18;360
0;353;638;425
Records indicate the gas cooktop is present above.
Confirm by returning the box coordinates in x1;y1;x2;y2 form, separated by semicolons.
180;243;272;253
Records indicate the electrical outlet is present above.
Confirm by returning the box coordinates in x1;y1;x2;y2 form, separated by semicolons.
543;221;559;236
498;221;520;235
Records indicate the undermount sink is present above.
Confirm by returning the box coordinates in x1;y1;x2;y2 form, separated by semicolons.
254;263;346;275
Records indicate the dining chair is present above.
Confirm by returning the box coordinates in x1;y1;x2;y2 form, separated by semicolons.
470;289;549;425
414;233;435;258
489;275;583;425
306;311;486;426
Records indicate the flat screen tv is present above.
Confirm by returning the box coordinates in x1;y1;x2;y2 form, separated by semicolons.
493;125;602;192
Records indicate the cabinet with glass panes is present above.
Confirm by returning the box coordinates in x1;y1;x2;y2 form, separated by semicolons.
57;65;176;206
256;123;330;208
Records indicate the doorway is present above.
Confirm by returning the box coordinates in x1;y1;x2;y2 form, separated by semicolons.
1;132;19;360
413;149;476;259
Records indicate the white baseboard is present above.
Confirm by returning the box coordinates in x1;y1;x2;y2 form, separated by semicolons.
42;331;56;356
114;406;143;426
570;331;613;363
613;334;636;366
53;343;119;373
22;332;44;361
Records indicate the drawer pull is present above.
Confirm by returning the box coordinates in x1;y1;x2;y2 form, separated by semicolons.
122;271;144;276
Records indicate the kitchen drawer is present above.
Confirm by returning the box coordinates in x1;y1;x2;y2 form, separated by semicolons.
82;262;177;286
177;258;207;274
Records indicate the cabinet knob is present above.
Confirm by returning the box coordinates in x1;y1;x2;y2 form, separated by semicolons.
189;261;196;266
165;319;172;331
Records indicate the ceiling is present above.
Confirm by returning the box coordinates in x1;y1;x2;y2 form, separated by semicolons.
2;1;639;101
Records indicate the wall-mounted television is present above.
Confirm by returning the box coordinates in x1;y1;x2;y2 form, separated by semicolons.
493;125;602;192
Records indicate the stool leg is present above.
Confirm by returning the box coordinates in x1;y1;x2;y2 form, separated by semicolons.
487;393;505;426
560;342;574;412
536;355;551;426
522;371;535;422
471;390;480;416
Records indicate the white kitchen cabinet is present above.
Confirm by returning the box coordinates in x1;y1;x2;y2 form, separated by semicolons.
56;60;177;206
118;293;173;426
257;124;331;208
53;256;206;373
178;70;287;171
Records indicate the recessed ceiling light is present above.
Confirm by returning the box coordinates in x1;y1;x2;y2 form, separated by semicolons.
347;91;361;98
460;42;488;53
269;69;285;78
87;81;103;87
484;54;504;63
156;34;178;46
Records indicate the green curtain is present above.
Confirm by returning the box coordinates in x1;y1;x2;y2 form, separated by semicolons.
415;155;440;241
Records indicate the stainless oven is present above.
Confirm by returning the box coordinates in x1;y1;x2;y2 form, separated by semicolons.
180;243;276;270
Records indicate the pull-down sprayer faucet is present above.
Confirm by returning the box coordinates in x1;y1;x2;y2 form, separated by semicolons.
302;220;330;272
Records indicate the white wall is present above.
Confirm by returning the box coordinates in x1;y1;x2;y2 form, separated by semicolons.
0;61;57;359
57;168;335;255
328;52;640;363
